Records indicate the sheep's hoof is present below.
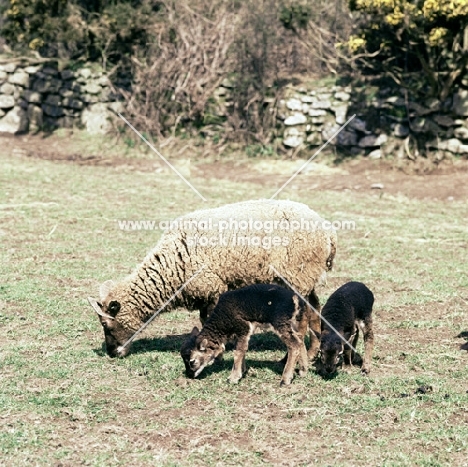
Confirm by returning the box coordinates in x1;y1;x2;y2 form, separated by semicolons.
280;378;292;387
361;366;371;376
227;376;241;384
297;369;307;378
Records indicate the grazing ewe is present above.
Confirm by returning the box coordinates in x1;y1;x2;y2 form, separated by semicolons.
88;199;336;358
318;281;374;377
181;284;318;386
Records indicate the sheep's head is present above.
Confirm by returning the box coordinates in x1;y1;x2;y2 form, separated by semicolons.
88;280;135;358
181;327;224;378
318;331;343;377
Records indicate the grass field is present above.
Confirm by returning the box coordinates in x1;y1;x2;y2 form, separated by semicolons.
1;134;468;466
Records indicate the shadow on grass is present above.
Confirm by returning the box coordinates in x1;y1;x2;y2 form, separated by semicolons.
456;331;468;351
93;331;289;357
193;354;288;380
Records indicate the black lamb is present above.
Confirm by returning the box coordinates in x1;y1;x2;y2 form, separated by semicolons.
319;281;374;376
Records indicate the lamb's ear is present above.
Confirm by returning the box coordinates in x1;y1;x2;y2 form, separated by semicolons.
190;327;200;337
87;297;115;320
99;280;115;302
199;338;208;351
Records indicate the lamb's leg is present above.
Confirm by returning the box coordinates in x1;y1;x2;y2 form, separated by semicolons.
228;325;252;384
350;326;360;364
343;326;359;368
360;317;374;375
198;300;224;362
229;340;248;384
297;340;309;378
279;328;307;386
307;290;321;360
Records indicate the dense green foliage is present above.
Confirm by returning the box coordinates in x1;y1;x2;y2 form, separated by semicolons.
1;0;156;63
345;0;468;99
0;0;352;138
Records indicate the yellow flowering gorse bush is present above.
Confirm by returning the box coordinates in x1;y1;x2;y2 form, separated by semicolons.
347;0;468;99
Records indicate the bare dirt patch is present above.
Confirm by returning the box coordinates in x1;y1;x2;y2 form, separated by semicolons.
197;158;468;202
3;132;468;201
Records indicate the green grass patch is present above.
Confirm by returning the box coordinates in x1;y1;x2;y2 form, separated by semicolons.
1;145;467;466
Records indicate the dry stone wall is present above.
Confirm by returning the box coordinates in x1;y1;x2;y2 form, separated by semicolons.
0;59;124;134
2;55;468;161
275;83;468;159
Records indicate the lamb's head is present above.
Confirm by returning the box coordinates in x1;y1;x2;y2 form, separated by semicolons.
181;327;224;378
318;331;343;377
88;280;136;358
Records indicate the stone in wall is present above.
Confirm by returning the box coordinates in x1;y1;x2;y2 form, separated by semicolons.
0;59;125;133
337;130;358;146
85;82;101;95
286;98;303;111
23;90;41;103
393;124;409;138
0;94;15;108
62;97;84;110
358;134;388;148
331;104;348;125
283;135;304;148
452;90;468;116
335;91;351;101
1;82;15;95
433;115;454;127
349;117;368;133
42;103;64;118
308;109;326;117
284;113;307;126
81;103;115;134
9;70;29;87
310;100;332;110
306;132;321;145
0;106;28;133
60;70;75;80
454;126;468;140
28;105;43;132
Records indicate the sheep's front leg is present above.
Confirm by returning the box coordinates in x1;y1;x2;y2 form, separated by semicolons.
228;324;252;384
360;317;374;375
199;300;217;325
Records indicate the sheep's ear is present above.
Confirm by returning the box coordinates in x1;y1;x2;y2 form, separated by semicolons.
199;338;208;351
108;300;121;317
99;280;115;302
190;327;200;337
87;297;115;320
